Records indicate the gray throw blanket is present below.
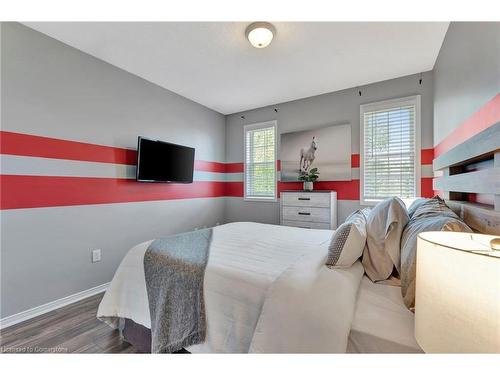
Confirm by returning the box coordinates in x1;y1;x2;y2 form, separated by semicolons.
144;228;212;353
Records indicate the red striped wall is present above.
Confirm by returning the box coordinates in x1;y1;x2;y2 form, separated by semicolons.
434;94;500;157
420;149;434;165
0;131;231;209
193;160;227;173
1;130;435;209
0;131;137;165
0;175;227;210
0;131;237;174
278;180;361;200
433;93;500;197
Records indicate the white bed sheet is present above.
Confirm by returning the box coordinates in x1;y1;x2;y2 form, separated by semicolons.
347;276;423;353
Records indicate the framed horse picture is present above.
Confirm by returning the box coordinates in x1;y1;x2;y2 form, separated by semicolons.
280;123;352;182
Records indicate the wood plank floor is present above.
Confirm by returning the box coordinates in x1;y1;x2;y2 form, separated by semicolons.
0;293;139;353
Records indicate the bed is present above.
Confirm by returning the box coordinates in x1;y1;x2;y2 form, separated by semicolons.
98;222;365;353
98;220;426;353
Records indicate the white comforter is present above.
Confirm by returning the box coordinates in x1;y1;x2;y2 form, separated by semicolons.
97;222;364;353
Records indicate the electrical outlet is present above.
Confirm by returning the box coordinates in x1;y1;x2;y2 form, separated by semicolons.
91;249;101;263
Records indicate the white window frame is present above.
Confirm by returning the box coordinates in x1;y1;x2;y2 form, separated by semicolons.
243;120;278;202
359;95;421;206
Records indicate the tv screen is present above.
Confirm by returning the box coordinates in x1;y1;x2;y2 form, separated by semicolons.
136;137;195;183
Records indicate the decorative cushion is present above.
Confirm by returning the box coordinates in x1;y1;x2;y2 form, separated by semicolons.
362;197;409;283
400;197;472;310
326;208;370;268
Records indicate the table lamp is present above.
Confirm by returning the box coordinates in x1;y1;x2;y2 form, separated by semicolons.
415;231;500;353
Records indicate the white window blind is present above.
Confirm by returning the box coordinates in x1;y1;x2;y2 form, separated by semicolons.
244;121;277;201
361;96;420;204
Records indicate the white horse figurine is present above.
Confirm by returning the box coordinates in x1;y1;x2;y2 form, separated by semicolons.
300;136;318;172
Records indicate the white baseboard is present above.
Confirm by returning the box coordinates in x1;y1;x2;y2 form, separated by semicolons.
0;282;109;330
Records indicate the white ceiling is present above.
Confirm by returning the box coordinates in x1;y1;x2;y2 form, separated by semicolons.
24;22;449;115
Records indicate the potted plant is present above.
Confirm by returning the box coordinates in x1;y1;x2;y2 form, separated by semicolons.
298;167;319;191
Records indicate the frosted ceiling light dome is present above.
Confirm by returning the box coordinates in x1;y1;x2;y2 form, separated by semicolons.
246;22;276;48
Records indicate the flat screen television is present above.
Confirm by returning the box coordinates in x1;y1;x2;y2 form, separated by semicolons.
136;137;195;183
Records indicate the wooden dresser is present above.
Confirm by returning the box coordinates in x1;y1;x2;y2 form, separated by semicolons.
280;191;337;230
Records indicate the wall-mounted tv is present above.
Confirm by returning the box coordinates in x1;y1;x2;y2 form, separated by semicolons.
136;137;195;183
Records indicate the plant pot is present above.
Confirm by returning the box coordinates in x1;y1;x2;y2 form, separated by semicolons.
303;181;313;191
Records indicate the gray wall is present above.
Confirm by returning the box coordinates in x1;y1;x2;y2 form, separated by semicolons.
1;23;226;318
225;71;434;224
433;22;500;146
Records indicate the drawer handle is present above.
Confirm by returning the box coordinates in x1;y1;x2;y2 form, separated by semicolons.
298;197;311;201
298;212;311;215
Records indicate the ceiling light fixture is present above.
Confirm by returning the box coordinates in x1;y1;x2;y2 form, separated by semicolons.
245;22;276;49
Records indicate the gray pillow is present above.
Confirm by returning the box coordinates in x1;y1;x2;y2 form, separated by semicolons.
407;198;428;218
326;208;370;268
362;197;409;283
411;195;456;219
400;198;472;310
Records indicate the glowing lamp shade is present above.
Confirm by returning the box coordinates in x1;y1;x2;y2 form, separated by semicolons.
415;232;500;353
246;22;276;49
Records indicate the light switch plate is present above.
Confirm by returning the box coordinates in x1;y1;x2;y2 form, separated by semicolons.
91;249;101;263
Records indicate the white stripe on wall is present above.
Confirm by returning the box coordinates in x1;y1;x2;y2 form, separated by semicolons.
421;164;434;178
1;154;136;179
0;155;229;182
223;172;244;182
193;171;233;182
0;155;434;182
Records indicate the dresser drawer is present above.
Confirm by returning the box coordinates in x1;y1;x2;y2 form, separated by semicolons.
282;206;331;223
282;220;331;230
281;192;331;208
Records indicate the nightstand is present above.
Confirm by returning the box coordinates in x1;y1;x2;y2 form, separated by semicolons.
280;191;337;230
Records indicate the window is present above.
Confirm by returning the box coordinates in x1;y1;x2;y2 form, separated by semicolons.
244;121;277;201
360;95;421;205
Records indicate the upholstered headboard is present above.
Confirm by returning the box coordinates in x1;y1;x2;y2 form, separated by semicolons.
433;122;500;235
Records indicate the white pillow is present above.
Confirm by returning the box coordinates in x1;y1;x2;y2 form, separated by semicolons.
326;209;369;268
361;197;409;283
